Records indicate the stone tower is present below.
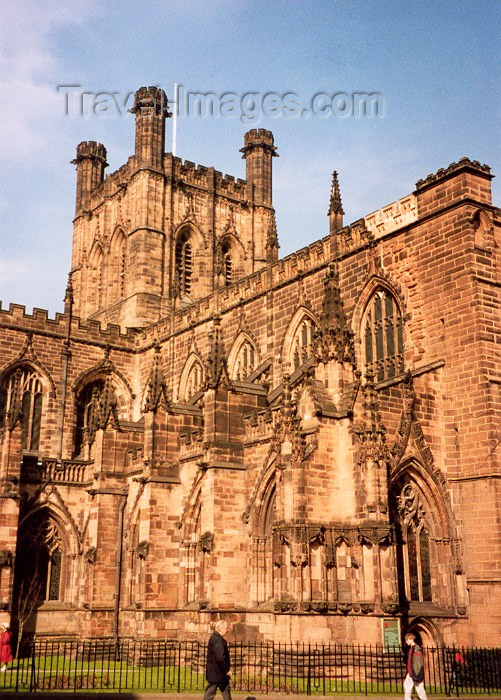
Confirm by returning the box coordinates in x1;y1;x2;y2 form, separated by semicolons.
69;94;278;328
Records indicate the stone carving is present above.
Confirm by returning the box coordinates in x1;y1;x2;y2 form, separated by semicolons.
143;345;171;412
136;541;149;560
199;531;214;553
84;546;97;564
314;263;355;366
0;550;13;567
205;315;229;389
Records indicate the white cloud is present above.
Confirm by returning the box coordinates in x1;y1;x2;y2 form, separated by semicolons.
0;1;100;161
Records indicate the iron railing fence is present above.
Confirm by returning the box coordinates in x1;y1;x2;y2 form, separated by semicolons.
0;639;499;695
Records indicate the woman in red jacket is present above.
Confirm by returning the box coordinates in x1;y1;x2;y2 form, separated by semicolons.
0;622;13;672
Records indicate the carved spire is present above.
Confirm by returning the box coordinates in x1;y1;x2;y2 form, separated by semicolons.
329;171;344;234
64;272;74;313
144;344;171;412
314;262;355;365
205;315;229;389
96;374;121;431
266;212;279;263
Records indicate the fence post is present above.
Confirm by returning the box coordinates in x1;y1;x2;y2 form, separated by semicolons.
29;636;36;693
177;640;182;694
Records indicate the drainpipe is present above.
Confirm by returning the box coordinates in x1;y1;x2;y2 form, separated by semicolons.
113;492;128;644
58;274;74;463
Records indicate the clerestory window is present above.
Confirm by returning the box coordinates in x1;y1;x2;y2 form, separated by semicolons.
292;317;315;371
363;289;404;381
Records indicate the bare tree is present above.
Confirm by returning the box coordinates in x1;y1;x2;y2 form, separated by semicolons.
14;572;43;659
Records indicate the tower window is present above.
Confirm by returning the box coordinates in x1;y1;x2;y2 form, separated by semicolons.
176;232;193;296
363;289;404;381
222;242;233;287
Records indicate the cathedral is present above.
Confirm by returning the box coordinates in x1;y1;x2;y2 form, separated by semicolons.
0;86;499;647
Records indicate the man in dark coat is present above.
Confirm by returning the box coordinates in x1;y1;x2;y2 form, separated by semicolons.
403;632;427;700
204;620;232;700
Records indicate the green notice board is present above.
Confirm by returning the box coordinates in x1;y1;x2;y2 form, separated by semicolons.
382;618;401;651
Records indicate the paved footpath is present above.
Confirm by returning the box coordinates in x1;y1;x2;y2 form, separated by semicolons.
1;693;501;699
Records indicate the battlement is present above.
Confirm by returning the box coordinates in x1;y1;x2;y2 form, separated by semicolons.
130;86;170;117
171;155;247;198
241;128;277;155
415;157;492;191
73;141;108;165
0;301;139;346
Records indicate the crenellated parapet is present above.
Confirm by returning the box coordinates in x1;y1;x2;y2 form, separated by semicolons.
0;302;139;348
415;157;492;191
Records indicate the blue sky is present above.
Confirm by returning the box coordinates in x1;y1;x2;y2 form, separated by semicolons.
0;0;499;316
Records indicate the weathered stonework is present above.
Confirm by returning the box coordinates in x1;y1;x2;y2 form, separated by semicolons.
0;87;499;647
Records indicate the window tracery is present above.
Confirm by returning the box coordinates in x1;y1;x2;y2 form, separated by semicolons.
15;510;64;602
395;482;432;602
74;379;105;456
0;367;43;451
184;360;204;401
363;289;403;381
175;230;193;296
233;340;256;381
291;316;315;370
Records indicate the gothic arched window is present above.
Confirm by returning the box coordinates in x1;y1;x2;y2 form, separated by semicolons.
233;340;256;381
92;246;104;309
14;510;64;605
221;241;233;287
394;482;432;603
363;289;404;381
184;360;204;401
109;228;127;303
291;316;315;371
74;379;105;457
176;230;193;296
0;367;43;452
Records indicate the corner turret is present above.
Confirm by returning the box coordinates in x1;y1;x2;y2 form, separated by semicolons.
130;86;171;170
240;129;277;207
72;141;108;215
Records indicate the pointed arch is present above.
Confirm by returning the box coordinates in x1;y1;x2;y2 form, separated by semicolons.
471;208;494;249
178;353;205;402
14;503;78;606
108;226;127;304
174;222;208;301
389;458;457;610
218;233;245;287
250;469;277;605
72;361;133;410
88;242;104;311
72;367;132;458
0;362;51;451
178;473;206;605
353;276;406;380
227;332;259;381
282;307;319;373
